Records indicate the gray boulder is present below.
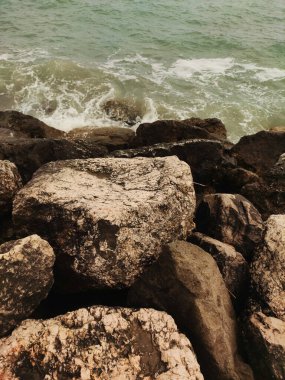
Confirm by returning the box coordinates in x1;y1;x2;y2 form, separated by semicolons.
128;241;253;380
0;235;55;337
0;306;204;380
13;157;196;291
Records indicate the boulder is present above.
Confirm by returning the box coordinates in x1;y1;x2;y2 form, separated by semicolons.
0;235;55;337
128;241;253;380
13;157;196;291
0;110;64;138
102;99;142;125
0;306;204;380
189;232;249;309
0;160;22;215
196;193;264;260
135;118;227;146
251;215;285;320
67;126;135;151
231;130;285;175
243;312;285;380
0;137;107;183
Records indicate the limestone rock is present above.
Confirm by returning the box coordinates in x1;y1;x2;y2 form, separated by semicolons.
102;99;142;125
0;306;204;380
0;110;64;139
196;193;264;260
251;215;285;320
0;235;55;337
243;312;285;380
135;118;227;146
128;241;253;380
189;232;249;308
0;160;22;215
13;157;195;291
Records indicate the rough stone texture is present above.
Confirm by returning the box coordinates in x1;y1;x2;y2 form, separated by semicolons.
0;235;55;337
189;232;249;309
231;130;285;175
251;215;285;320
128;241;253;380
0;138;107;183
13;157;196;291
102;99;142;125
135;118;227;146
67;126;135;151
243;312;285;380
0;160;22;215
196;193;264;260
0;110;64;139
0;306;204;380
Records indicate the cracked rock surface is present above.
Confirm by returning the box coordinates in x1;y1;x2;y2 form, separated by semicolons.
0;306;204;380
13;156;195;291
0;235;55;337
0;160;22;215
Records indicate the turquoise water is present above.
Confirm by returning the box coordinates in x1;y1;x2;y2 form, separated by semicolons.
0;0;285;140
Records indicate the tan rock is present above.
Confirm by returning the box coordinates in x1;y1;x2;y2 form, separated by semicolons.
0;306;204;380
0;160;22;215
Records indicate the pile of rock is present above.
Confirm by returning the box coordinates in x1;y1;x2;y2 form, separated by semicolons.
0;110;284;379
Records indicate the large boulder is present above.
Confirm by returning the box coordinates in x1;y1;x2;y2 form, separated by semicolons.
0;137;107;183
0;110;64;139
231;130;285;176
0;306;204;380
243;312;285;380
135;118;227;146
0;160;22;215
189;232;249;309
251;215;285;320
196;193;264;260
0;235;55;337
128;241;253;380
13;157;196;291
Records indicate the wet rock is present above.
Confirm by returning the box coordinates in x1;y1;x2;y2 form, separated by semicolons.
251;215;285;320
0;235;55;337
102;99;142;125
0;137;107;183
268;153;285;181
231;130;285;176
13;157;196;291
0;110;64;138
196;193;264;260
68;126;135;151
243;312;285;380
0;160;22;215
189;232;249;309
135;117;227;146
0;306;204;380
128;241;253;380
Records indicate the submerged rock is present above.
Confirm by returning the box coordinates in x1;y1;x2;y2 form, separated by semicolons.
251;215;285;320
0;306;204;380
102;99;142;125
196;193;264;260
13;156;196;291
0;235;55;337
128;241;253;380
0;110;64;139
0;160;22;215
243;312;285;380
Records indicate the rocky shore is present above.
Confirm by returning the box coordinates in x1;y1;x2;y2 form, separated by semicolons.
0;110;285;379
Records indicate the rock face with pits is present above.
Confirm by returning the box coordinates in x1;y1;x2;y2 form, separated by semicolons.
0;306;204;380
0;235;55;337
0;160;22;215
13;157;196;291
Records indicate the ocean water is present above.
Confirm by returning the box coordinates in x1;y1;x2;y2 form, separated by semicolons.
0;0;285;141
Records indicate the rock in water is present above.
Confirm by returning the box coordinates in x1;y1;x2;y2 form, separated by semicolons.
0;160;22;215
251;215;285;320
0;306;204;380
243;312;285;380
128;241;253;380
196;193;264;260
13;157;195;291
0;235;55;337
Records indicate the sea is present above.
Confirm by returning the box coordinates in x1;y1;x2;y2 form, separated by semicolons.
0;0;285;141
